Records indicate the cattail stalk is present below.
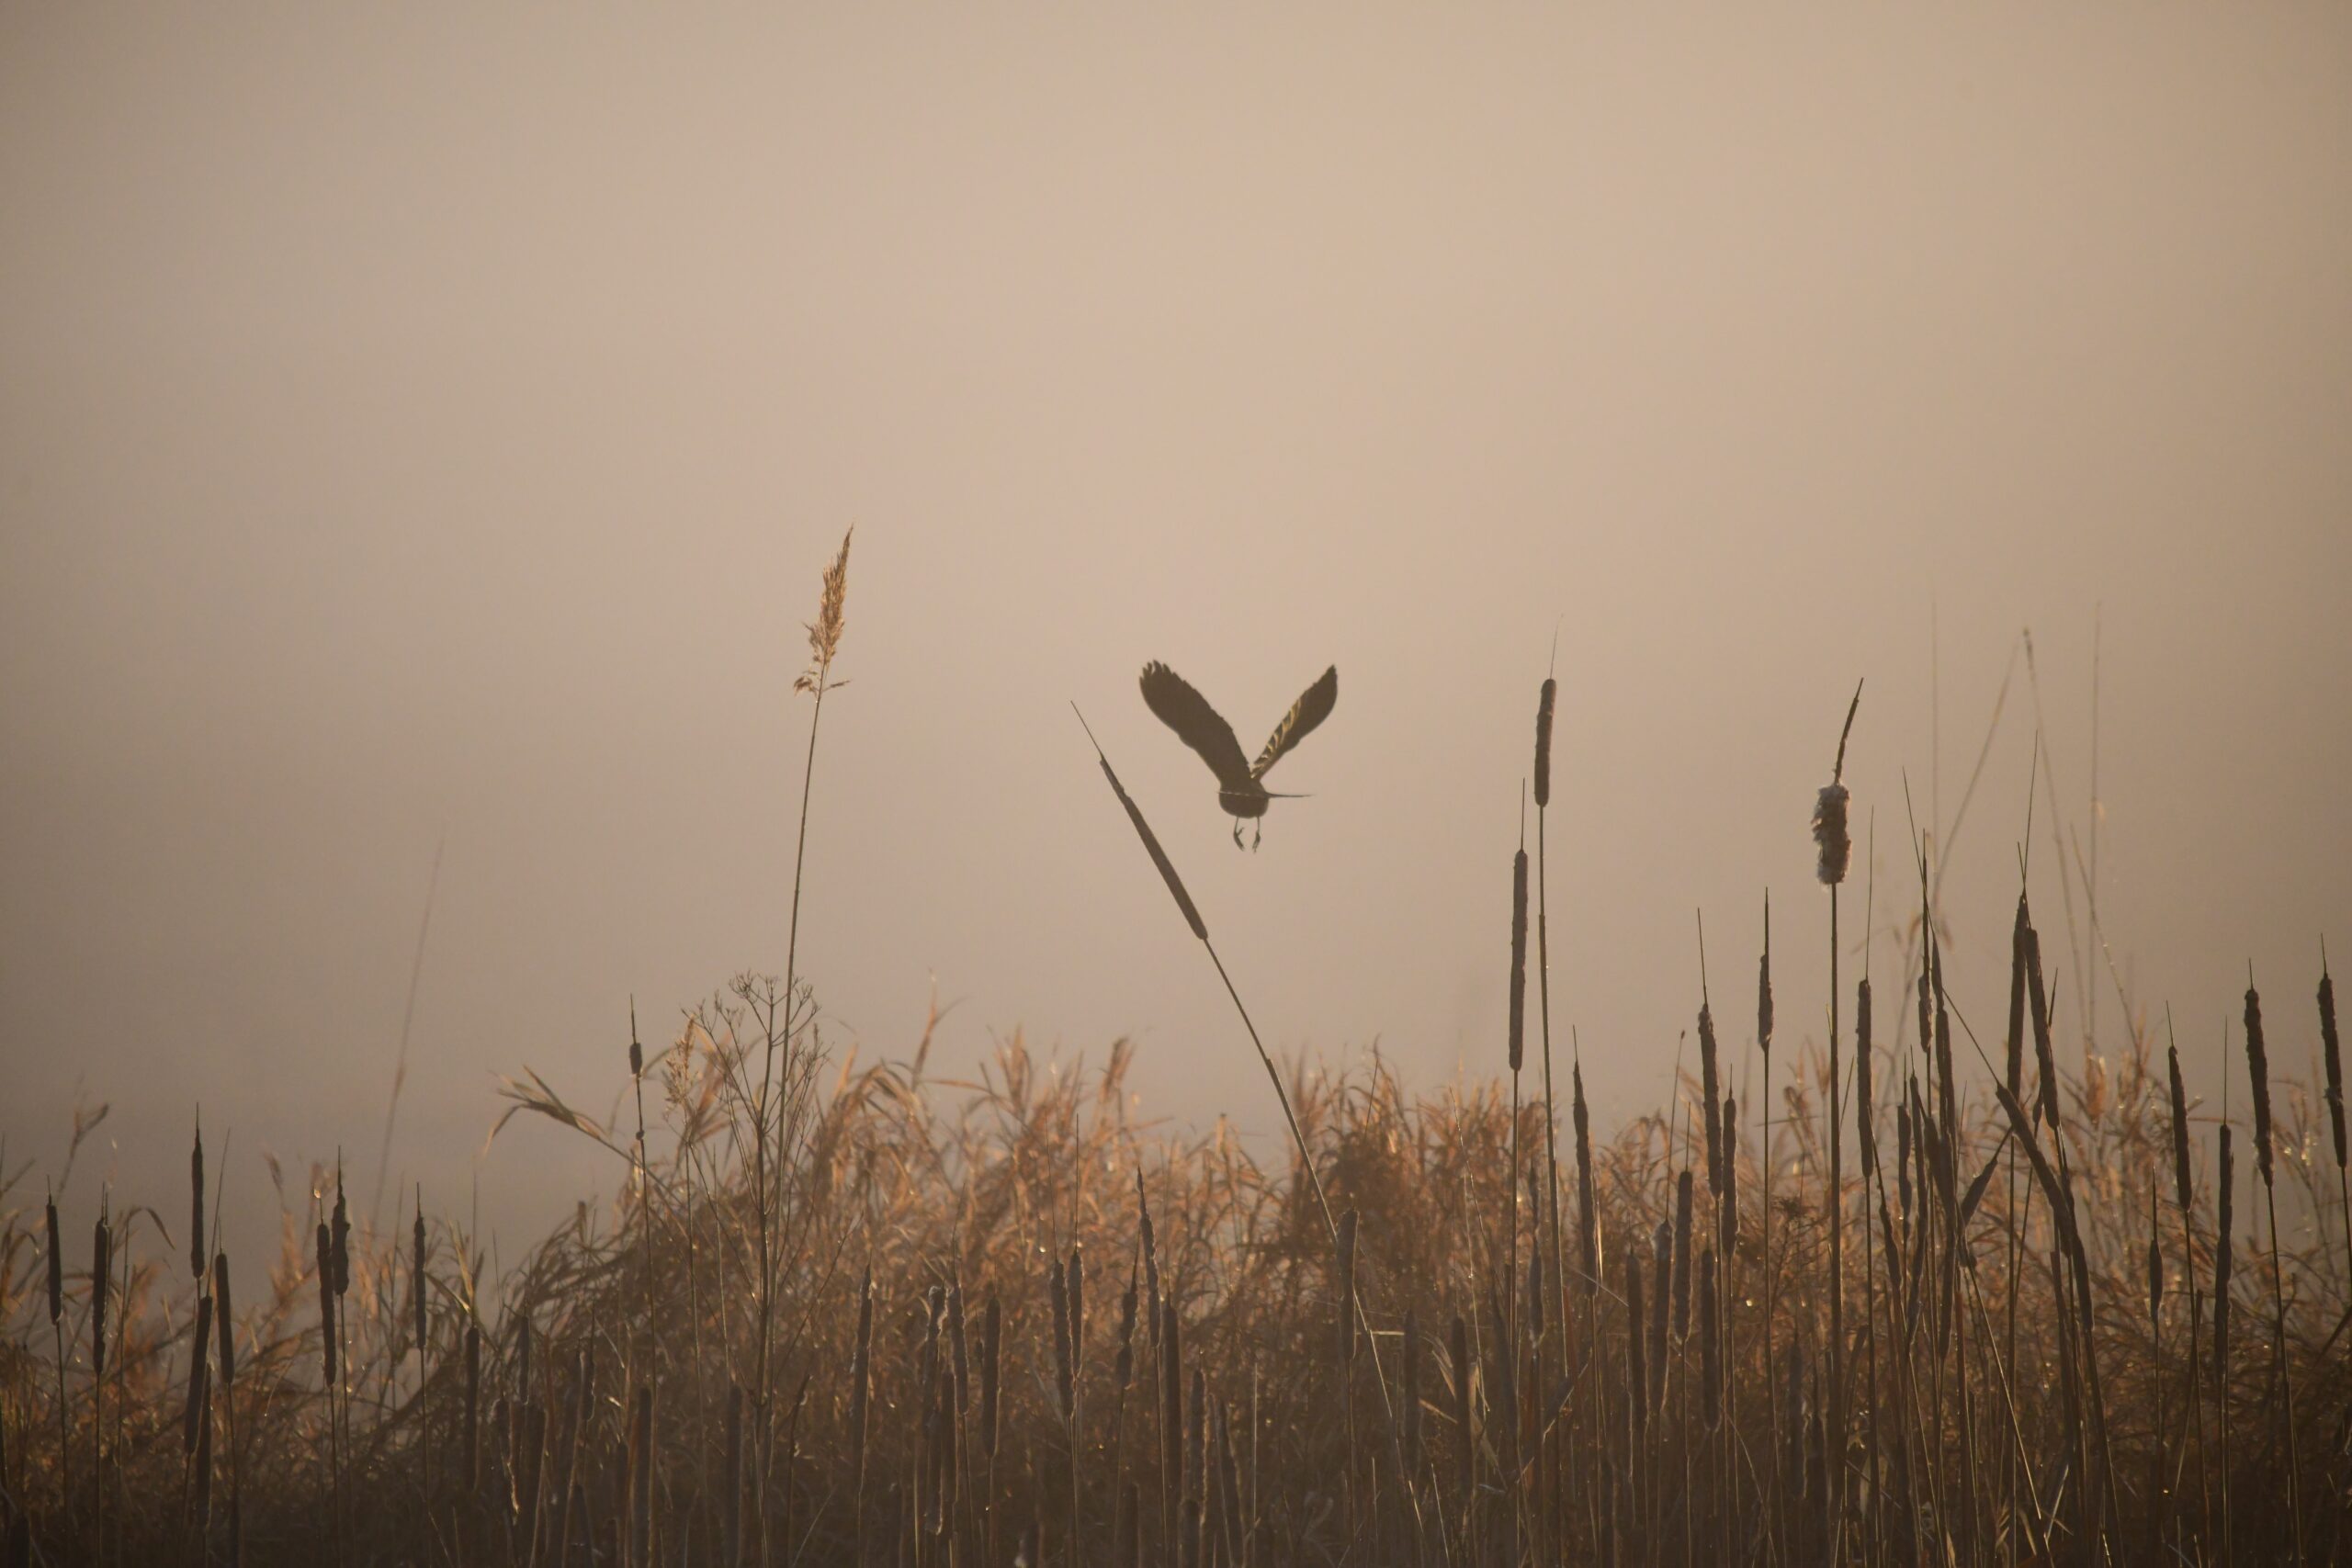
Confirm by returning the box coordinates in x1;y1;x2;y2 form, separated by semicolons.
2244;982;2304;1560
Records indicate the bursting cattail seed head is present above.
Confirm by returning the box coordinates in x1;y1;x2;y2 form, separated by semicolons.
2244;983;2274;1188
1533;678;1556;809
1812;783;1850;886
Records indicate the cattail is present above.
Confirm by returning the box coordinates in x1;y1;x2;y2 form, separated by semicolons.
2244;983;2273;1188
2026;919;2058;1128
1721;1097;1740;1244
1159;1298;1182;1507
2005;895;2030;1105
1509;848;1529;1072
1671;1169;1694;1342
979;1293;1003;1460
1624;1249;1648;1437
330;1176;350;1296
1648;1220;1670;1411
183;1289;214;1455
92;1205;112;1382
213;1252;235;1388
190;1115;207;1280
2167;1044;2194;1213
1699;1249;1722;1427
1067;1246;1085;1385
1574;1061;1598;1288
1090;739;1206;942
1813;783;1851;886
1050;1254;1073;1421
1449;1314;1474;1497
1758;898;1774;1056
1700;1002;1724;1194
1335;1209;1360;1369
1533;678;1556;808
45;1193;61;1326
1114;1258;1139;1391
2323;964;2346;1173
413;1199;428;1358
314;1222;336;1384
1401;1307;1423;1464
1855;977;1878;1178
2212;1126;2234;1385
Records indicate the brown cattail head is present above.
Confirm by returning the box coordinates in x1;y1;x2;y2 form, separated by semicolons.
1855;976;1877;1178
1699;1003;1724;1195
2005;895;2030;1104
1050;1254;1074;1421
1335;1209;1360;1369
1533;678;1557;809
2244;983;2274;1188
1648;1220;1670;1411
1671;1169;1694;1342
1093;744;1206;942
2324;963;2346;1173
1758;897;1774;1056
1509;848;1529;1073
794;527;853;694
183;1290;214;1456
2213;1125;2234;1378
1813;783;1851;886
330;1176;350;1297
1115;1256;1139;1391
91;1204;112;1381
2025;919;2057;1128
413;1196;429;1358
1699;1248;1722;1427
314;1221;337;1384
1573;1061;1598;1289
213;1252;235;1387
46;1192;62;1326
2167;1043;2194;1214
191;1115;207;1281
1720;1097;1740;1244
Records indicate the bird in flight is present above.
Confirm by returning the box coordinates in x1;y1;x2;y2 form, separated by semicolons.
1138;661;1338;849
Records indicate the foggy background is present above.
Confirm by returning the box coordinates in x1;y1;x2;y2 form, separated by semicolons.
5;4;2347;1268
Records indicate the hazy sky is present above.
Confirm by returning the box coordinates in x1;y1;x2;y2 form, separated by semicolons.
5;5;2347;1265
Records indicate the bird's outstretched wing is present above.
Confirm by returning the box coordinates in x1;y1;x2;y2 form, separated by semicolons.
1252;666;1337;780
1140;662;1251;789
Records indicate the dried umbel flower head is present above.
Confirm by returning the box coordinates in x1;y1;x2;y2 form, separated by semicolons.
1812;783;1851;886
795;527;853;695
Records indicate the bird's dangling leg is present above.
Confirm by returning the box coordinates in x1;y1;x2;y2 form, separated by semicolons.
1232;818;1245;850
1251;818;1262;852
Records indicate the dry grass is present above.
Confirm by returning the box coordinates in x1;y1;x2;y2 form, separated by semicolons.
1;550;2347;1566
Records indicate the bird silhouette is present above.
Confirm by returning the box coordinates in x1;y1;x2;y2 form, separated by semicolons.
1138;661;1338;849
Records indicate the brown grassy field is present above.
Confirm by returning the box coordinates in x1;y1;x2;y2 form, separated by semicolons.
2;537;2346;1566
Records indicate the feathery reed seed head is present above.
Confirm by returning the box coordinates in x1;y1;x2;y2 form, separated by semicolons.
795;527;853;694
